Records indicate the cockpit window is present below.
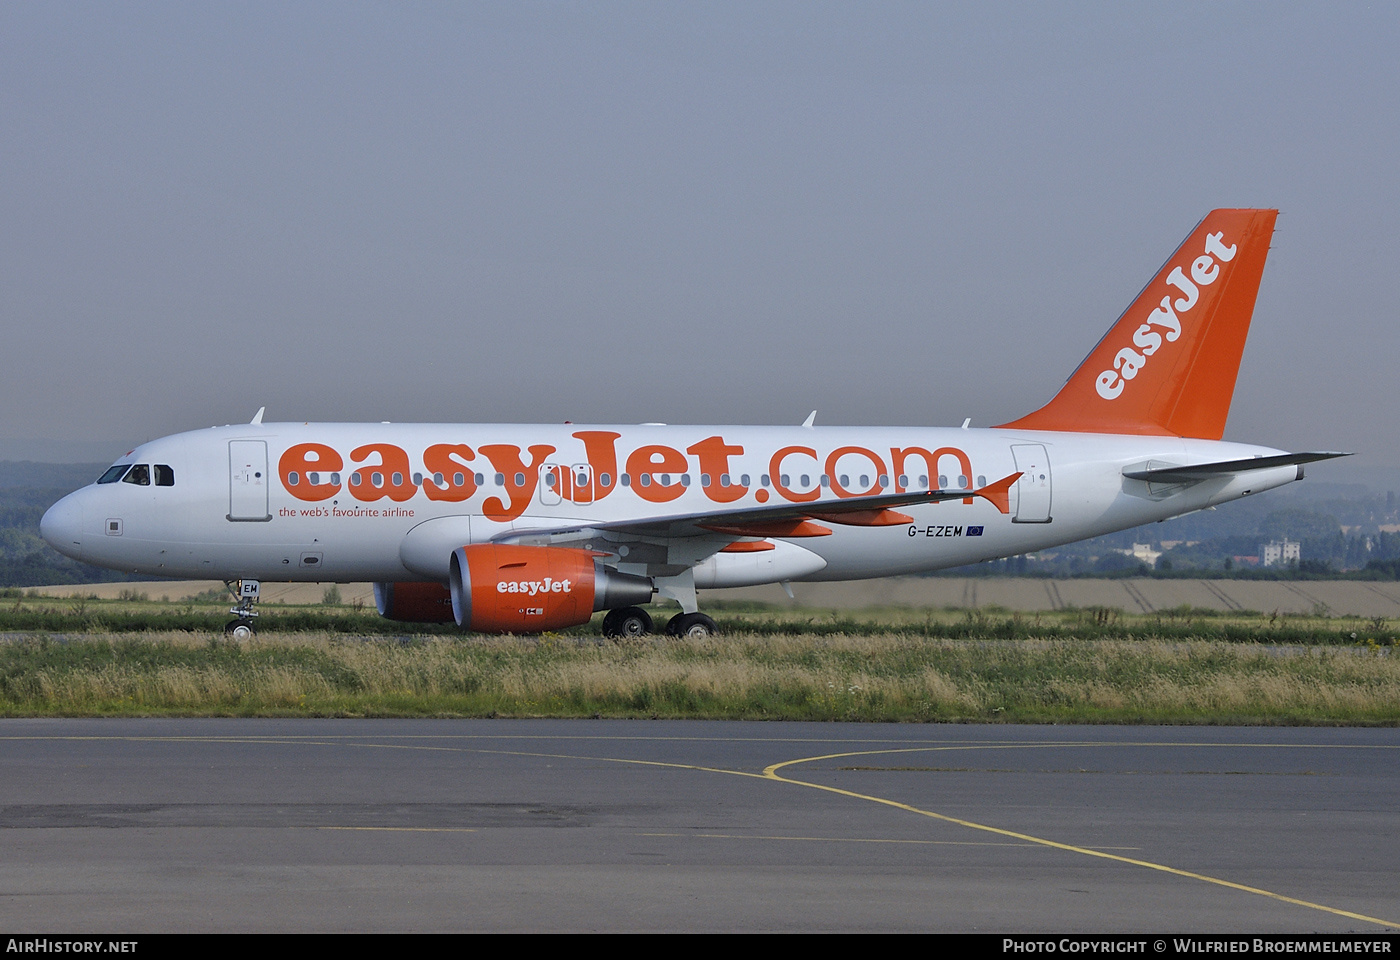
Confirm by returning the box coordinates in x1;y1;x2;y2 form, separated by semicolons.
122;464;151;486
97;465;131;484
154;464;174;486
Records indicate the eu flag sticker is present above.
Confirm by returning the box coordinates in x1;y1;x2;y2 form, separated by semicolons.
966;526;984;537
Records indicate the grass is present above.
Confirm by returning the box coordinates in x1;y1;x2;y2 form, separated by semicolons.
0;590;1396;722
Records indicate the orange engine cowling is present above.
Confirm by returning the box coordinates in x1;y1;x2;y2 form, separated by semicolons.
449;544;653;633
373;581;456;623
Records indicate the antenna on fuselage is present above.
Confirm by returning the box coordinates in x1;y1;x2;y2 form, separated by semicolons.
802;410;816;428
250;406;265;425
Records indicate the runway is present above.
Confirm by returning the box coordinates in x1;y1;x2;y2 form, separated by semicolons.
1;720;1396;932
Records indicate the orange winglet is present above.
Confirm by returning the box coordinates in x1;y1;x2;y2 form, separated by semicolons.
974;472;1021;515
807;508;914;527
996;209;1277;439
720;540;776;553
700;519;833;538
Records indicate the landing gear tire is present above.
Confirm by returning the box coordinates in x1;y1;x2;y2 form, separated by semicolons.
602;606;653;639
225;618;256;639
666;612;718;639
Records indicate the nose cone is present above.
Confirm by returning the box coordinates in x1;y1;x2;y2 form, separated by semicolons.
40;493;84;560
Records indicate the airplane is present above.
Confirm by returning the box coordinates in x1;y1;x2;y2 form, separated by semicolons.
40;208;1345;639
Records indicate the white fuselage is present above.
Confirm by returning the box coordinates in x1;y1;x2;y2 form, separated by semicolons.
40;421;1298;588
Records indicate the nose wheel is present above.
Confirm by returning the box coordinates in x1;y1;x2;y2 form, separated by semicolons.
225;618;256;639
223;579;261;638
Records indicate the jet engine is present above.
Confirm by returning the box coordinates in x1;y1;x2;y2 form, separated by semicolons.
373;581;456;623
449;544;653;633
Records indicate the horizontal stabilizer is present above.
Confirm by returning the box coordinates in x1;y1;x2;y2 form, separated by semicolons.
1122;452;1349;484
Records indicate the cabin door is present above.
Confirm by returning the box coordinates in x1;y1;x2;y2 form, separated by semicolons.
1010;443;1052;523
228;440;271;521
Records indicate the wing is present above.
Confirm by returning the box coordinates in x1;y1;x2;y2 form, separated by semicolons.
493;472;1022;570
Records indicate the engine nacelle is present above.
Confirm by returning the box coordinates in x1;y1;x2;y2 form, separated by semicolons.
373;581;456;623
449;544;653;633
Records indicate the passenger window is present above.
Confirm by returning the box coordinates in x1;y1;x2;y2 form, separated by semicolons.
154;464;175;486
122;464;151;486
98;465;131;484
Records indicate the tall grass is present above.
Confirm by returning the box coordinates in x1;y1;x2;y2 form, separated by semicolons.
2;630;1397;723
1;592;1395;722
3;596;1390;645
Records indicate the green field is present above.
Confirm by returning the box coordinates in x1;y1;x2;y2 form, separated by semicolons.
0;589;1396;723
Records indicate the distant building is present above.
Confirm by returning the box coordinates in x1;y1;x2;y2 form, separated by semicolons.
1260;540;1301;567
1131;543;1161;566
1114;543;1162;567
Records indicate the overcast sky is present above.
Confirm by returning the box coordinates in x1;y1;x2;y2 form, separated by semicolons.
2;2;1396;484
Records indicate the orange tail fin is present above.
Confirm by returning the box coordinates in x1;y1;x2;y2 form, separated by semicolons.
997;209;1277;439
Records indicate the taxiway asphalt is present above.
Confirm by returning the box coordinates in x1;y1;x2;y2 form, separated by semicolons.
0;720;1395;932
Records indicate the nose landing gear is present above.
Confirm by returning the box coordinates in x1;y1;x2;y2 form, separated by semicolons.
224;579;260;638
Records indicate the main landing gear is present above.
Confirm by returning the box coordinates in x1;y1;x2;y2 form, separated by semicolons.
666;612;718;639
600;607;719;639
602;606;652;639
224;579;260;638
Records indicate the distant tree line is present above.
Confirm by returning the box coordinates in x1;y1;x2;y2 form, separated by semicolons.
0;464;146;587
